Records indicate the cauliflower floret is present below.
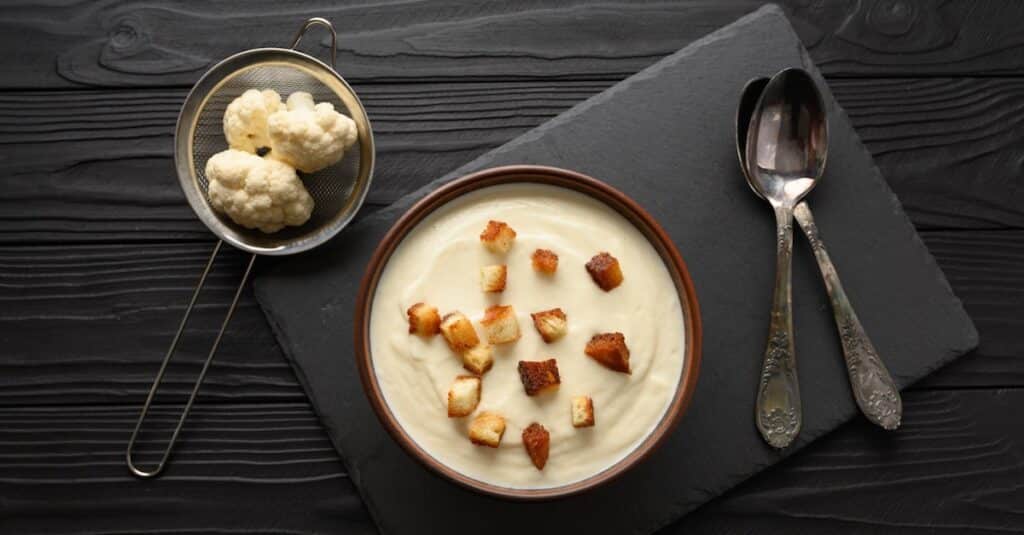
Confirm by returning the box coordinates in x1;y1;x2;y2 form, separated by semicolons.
204;149;314;233
223;89;282;153
267;92;358;173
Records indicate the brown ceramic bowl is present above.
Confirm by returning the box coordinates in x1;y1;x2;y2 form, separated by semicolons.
354;165;702;500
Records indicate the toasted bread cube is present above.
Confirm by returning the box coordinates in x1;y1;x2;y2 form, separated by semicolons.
440;312;480;353
522;423;550;470
518;359;561;396
585;332;630;374
469;411;506;448
480;304;521;344
480;264;507;293
407;302;441;337
462;343;494;375
586;252;624;291
531;249;558;274
531;308;567;343
480;220;516;253
447;375;481;417
571;396;595;428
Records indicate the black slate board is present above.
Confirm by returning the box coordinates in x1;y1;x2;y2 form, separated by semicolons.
253;5;978;534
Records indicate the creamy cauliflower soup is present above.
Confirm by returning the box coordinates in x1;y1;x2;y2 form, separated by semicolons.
369;183;685;489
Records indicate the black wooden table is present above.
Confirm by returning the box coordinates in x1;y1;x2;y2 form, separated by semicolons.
3;2;1023;533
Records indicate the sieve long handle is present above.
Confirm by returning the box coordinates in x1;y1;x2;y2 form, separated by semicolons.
126;241;257;478
290;17;337;69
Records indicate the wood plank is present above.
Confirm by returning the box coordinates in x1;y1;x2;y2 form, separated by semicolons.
0;230;1020;408
830;77;1024;229
0;82;602;242
0;242;305;406
4;77;1024;243
0;0;758;88
4;1;1024;90
0;403;376;535
667;389;1024;534
4;391;1022;533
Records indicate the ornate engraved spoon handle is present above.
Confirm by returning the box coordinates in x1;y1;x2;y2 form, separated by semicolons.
793;201;902;429
756;205;802;448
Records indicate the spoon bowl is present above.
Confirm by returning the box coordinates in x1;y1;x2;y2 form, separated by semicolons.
744;68;828;207
735;76;769;193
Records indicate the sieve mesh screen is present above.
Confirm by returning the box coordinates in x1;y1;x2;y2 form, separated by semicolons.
189;62;364;246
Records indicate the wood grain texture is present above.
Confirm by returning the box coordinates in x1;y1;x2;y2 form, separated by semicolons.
915;230;1024;388
5;77;1024;244
830;77;1024;229
3;392;1020;534
0;403;375;535
4;0;1024;90
0;242;303;406
0;0;760;88
0;82;602;242
666;390;1024;534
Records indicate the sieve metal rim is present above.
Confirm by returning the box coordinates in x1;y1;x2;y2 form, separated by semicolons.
173;46;375;256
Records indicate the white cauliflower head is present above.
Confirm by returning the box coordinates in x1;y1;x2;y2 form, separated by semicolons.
267;91;358;173
204;149;314;233
223;89;282;153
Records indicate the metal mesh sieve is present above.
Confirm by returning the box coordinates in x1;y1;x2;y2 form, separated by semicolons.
128;18;373;479
174;23;373;255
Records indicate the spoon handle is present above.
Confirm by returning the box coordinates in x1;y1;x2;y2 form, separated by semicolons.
756;205;802;448
793;202;902;429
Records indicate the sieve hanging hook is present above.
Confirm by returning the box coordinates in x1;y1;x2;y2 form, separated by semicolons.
290;17;337;68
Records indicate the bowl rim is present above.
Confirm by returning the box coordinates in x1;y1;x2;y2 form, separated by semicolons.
353;165;702;501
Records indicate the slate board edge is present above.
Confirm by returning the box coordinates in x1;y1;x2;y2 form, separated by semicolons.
258;298;390;531
356;6;784;230
253;4;978;533
791;42;979;365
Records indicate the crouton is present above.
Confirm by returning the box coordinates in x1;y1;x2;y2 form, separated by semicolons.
584;332;630;373
571;396;595;428
531;249;558;274
462;343;494;375
447;375;481;417
480;220;516;253
518;359;561;396
522;423;550;470
480;264;507;293
469;411;506;448
531;308;567;343
480;304;521;344
407;302;441;337
440;312;480;353
586;252;624;291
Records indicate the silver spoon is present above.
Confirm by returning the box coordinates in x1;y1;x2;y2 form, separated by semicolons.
743;69;821;448
738;72;902;440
